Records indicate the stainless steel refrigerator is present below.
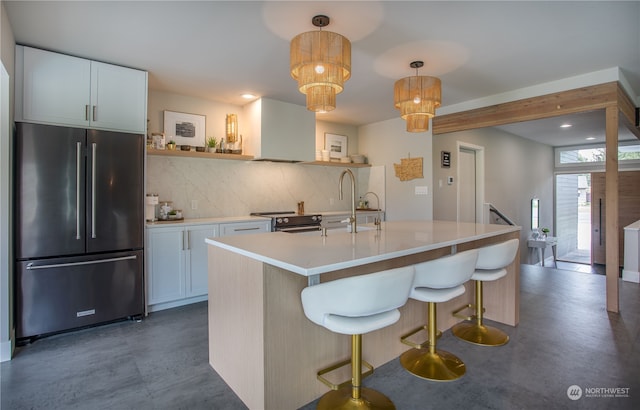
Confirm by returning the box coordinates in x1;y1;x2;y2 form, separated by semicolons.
15;122;144;339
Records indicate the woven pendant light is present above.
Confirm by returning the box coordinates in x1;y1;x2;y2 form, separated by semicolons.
290;15;351;113
394;61;441;132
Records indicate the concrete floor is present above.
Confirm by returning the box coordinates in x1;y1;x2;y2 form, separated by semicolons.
1;264;639;410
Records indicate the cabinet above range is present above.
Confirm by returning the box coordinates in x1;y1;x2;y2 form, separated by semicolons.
15;45;148;134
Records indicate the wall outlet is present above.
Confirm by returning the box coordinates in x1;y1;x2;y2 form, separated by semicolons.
415;186;428;196
447;176;454;185
191;200;198;210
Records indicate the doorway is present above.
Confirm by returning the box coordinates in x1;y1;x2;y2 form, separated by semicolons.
457;142;485;223
555;174;591;264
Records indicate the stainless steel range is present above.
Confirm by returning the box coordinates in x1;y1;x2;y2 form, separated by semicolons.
250;211;322;233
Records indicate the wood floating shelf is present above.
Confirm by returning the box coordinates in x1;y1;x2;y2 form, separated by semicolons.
302;161;371;168
146;148;254;161
147;149;371;167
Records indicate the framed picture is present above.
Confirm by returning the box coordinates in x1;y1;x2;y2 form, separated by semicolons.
163;110;206;147
324;133;348;159
441;151;451;168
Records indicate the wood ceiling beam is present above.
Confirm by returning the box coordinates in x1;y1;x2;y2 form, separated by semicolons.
432;82;618;135
617;82;640;140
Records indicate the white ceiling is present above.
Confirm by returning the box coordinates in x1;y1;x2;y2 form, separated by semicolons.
5;1;640;146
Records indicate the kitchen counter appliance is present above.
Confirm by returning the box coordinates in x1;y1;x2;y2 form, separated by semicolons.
15;122;144;340
250;211;322;233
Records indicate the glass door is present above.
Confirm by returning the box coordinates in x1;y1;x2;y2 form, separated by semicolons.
555;174;591;264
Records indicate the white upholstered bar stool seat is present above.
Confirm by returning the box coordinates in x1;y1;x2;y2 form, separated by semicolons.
452;238;519;346
301;266;415;410
399;249;479;382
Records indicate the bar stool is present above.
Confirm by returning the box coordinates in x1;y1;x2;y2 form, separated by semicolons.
301;266;415;410
451;238;519;346
399;249;479;382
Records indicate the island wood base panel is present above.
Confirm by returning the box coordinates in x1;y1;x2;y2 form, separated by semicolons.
208;231;519;410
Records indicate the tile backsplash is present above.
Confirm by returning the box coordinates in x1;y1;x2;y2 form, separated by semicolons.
146;155;385;218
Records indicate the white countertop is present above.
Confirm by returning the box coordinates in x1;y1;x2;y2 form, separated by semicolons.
205;220;521;276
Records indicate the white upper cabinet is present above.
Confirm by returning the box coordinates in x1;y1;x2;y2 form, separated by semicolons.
90;61;147;133
16;46;148;134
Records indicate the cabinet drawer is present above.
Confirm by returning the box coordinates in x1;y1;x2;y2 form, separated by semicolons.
220;221;271;236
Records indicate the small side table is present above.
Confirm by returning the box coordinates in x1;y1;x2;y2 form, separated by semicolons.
527;236;558;267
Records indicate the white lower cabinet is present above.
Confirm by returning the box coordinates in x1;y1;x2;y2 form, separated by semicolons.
219;220;271;236
146;219;269;313
146;224;218;312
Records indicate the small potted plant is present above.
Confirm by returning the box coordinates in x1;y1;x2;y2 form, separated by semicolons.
166;140;176;150
206;137;217;153
541;227;550;238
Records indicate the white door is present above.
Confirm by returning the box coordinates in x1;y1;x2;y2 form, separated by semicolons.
90;61;147;133
185;225;218;297
21;46;91;127
458;148;476;223
147;227;186;305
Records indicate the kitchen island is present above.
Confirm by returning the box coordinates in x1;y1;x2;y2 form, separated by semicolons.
206;220;520;410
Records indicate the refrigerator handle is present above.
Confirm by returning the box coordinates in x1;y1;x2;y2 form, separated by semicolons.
91;142;97;239
26;255;137;270
76;142;82;240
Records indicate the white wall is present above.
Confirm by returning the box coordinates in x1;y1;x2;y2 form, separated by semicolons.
358;117;433;221
432;127;554;257
1;0;15;362
147;91;378;217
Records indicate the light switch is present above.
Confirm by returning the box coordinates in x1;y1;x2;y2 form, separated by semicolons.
415;186;428;195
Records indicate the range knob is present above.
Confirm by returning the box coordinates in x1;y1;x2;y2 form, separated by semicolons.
283;217;289;223
276;218;283;224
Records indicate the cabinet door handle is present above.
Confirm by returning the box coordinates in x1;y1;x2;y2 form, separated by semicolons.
598;198;602;246
185;231;190;250
234;227;260;232
85;105;89;121
92;105;97;121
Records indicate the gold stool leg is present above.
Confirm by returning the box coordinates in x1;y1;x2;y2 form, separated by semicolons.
317;334;396;410
451;280;509;346
399;302;466;382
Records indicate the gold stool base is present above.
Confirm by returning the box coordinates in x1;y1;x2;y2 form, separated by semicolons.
399;348;466;382
317;386;395;410
451;321;509;346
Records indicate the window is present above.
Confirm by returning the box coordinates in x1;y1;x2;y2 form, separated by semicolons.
556;142;640;167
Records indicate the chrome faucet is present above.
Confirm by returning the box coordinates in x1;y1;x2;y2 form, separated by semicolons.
339;169;357;233
363;191;382;230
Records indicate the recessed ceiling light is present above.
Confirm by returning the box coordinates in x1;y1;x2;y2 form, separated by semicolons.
560;123;572;128
241;93;256;99
586;137;596;140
